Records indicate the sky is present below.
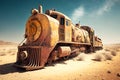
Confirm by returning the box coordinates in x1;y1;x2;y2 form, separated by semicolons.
0;0;120;44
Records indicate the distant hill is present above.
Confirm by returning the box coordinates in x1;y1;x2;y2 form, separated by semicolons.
0;40;17;45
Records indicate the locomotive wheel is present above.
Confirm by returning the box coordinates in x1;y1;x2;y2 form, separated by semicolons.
63;56;69;60
47;60;53;65
47;50;58;65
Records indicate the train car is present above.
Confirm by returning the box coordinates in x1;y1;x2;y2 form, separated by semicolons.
94;36;103;50
14;5;103;70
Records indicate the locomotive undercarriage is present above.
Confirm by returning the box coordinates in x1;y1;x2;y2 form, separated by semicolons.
14;42;91;70
47;42;91;65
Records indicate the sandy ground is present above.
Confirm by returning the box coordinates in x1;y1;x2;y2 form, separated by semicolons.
0;44;120;80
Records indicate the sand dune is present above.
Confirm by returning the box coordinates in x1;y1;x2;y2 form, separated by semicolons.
0;40;17;45
0;43;120;80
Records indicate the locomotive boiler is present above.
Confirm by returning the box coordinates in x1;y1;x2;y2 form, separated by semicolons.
14;5;103;70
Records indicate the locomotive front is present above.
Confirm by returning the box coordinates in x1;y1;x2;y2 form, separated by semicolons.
14;6;59;70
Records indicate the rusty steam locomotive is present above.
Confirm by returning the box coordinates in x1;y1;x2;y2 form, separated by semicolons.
14;5;103;70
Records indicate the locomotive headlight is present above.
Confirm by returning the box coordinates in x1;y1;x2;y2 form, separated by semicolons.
19;51;28;61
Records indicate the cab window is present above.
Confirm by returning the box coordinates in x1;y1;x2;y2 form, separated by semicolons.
60;18;65;25
50;14;57;19
66;20;69;26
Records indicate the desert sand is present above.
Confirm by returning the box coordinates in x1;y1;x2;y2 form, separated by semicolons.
0;42;120;80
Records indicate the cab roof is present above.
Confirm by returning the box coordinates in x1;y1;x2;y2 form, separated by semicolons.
45;10;71;21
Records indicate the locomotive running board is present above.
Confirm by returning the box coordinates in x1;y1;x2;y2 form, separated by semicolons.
58;41;91;45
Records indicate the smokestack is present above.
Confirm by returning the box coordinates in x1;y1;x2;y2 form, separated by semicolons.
39;5;42;13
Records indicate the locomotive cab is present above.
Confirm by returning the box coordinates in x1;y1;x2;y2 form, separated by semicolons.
46;10;72;42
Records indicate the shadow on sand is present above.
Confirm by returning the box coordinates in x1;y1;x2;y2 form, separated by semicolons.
0;63;25;75
0;57;72;74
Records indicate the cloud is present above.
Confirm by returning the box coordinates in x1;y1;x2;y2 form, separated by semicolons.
71;6;84;23
97;0;118;15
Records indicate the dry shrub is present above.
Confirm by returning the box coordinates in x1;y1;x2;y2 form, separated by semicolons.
111;50;117;56
114;48;120;52
103;52;112;60
105;48;110;51
74;53;85;61
118;48;120;51
116;49;120;52
7;50;12;53
0;53;6;56
93;53;106;61
93;51;113;61
10;53;15;55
